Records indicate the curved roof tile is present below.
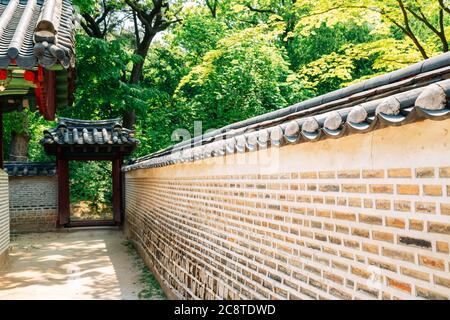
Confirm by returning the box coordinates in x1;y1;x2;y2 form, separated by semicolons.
41;117;139;147
123;75;450;171
4;162;56;176
0;0;75;70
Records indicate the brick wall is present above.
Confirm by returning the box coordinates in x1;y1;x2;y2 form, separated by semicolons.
9;176;58;233
124;119;450;300
0;170;10;266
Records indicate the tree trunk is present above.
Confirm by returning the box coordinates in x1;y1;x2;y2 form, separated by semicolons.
123;32;156;129
129;33;156;85
122;109;136;130
9;132;30;162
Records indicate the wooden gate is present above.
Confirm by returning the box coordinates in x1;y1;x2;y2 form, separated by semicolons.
41;118;138;227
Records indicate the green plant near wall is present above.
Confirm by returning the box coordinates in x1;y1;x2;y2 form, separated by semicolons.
69;161;112;210
122;240;166;300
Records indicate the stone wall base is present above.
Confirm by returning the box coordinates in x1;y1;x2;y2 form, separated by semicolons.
0;246;10;268
10;211;58;233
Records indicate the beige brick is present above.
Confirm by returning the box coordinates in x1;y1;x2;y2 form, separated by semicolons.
415;202;436;214
333;211;356;221
434;276;450;289
372;231;394;243
336;225;349;234
440;203;450;216
359;214;382;225
363;198;373;208
362;243;379;254
382;247;415;262
382;292;391;300
344;239;360;249
312;196;323;204
352;228;370;238
299;171;317;179
351;266;371;279
337;197;347;206
318;171;335;179
423;185;442;196
356;283;379;298
329;287;352;299
370;184;393;194
315;209;331;218
375;199;391;210
397;184;419;195
362;169;384;179
400;267;429;281
428;222;450;235
318;184;339;192
331;260;348;271
415;167;435;178
439;167;450;178
388;168;411;178
298;286;316;299
416;287;448;300
309;278;327;291
387;278;411;293
385;217;405;229
368;258;396;272
323;271;344;285
436;241;449;253
394;200;411;212
341;184;366;193
418;255;445;271
409;219;424;231
337;170;360;179
348;197;361;207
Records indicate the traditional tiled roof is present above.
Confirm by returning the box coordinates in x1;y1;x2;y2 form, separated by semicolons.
41;117;139;155
3;162;56;176
123;52;450;171
0;0;75;70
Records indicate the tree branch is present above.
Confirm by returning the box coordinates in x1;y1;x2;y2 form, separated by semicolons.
397;0;428;59
245;4;276;15
206;0;218;18
439;8;449;52
438;0;450;15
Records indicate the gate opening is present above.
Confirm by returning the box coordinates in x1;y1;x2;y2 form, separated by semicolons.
40;117;139;228
69;160;113;224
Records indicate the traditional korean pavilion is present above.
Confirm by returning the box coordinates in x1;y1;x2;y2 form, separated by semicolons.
0;0;75;168
40;117;139;227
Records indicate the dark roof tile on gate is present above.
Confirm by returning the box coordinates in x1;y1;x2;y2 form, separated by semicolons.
41;117;139;146
0;0;75;69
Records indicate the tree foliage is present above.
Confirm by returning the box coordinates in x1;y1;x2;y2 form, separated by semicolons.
4;0;450;163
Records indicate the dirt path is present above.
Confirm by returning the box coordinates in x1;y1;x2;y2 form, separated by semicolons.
0;228;147;300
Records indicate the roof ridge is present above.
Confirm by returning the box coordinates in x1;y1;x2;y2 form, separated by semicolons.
57;117;123;127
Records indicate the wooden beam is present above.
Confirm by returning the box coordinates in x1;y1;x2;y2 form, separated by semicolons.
57;156;70;226
67;220;116;228
43;69;56;120
60;155;115;161
112;156;123;224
